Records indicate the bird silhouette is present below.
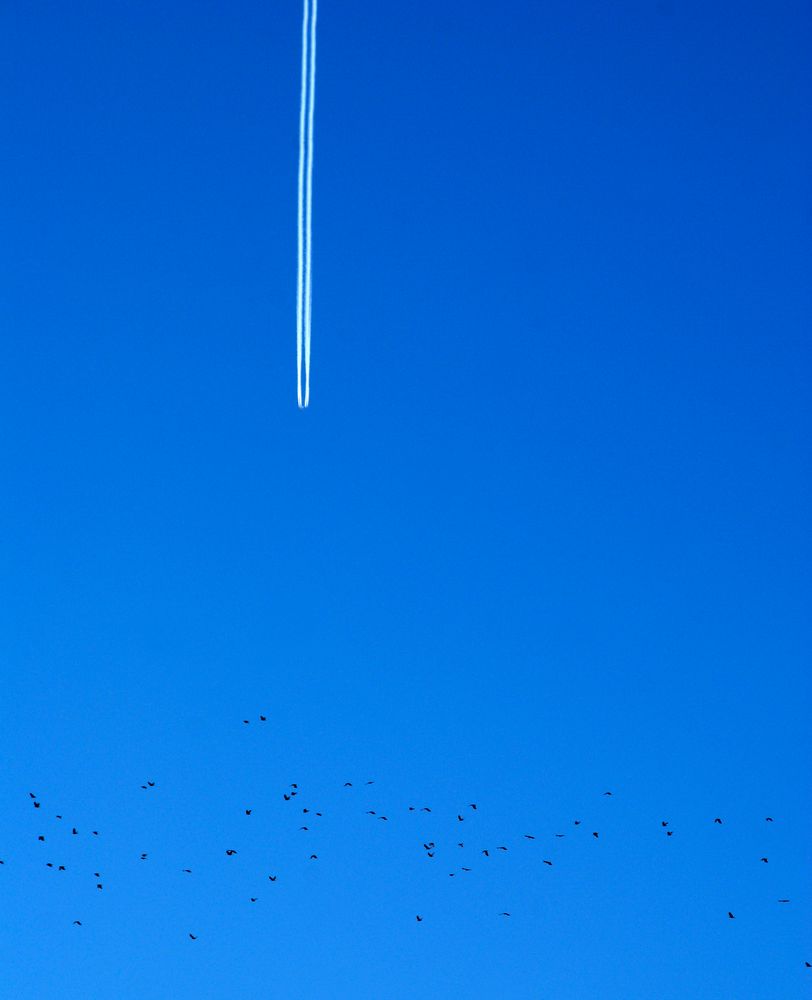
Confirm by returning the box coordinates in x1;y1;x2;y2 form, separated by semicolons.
728;912;735;919
73;921;82;926
457;842;464;848
778;899;790;903
499;912;511;917
543;860;553;866
189;933;198;940
225;850;237;856
245;809;252;816
461;867;471;872
603;791;613;796
37;836;45;842
426;852;435;858
457;815;464;822
33;802;40;809
482;850;489;857
469;804;477;810
760;857;769;863
765;817;774;822
421;807;431;813
140;853;148;860
344;782;352;787
309;854;318;860
268;875;277;882
497;846;508;852
666;831;673;837
249;897;257;903
259;715;267;722
416;915;423;922
72;828;78;836
714;818;723;824
592;832;599;839
524;835;535;840
182;869;192;874
96;883;103;891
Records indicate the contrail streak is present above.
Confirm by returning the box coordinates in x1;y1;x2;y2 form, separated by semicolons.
297;0;317;408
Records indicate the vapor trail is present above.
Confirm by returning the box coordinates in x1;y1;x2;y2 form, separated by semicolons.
297;0;317;408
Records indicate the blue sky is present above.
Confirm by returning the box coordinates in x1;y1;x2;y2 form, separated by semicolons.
0;1;809;997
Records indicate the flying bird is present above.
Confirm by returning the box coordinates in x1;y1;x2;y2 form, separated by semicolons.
309;854;318;860
37;836;45;842
189;933;198;940
592;832;599;839
73;921;82;926
524;835;535;840
457;815;464;822
250;897;258;903
714;818;723;825
469;804;477;810
765;817;774;822
268;875;277;882
245;810;252;816
603;791;613;796
543;860;553;866
416;915;423;922
499;912;511;917
482;850;489;857
461;867;471;872
140;853;148;860
259;715;267;722
497;846;508;852
727;912;735;919
225;850;237;856
778;899;790;903
182;869;192;874
760;857;769;863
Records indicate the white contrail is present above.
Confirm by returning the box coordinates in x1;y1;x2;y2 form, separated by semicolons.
297;0;317;408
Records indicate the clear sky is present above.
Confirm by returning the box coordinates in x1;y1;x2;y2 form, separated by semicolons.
0;1;809;997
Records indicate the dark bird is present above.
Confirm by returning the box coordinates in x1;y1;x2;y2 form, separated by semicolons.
140;853;148;860
94;873;101;878
423;842;435;850
309;854;318;860
666;831;673;837
96;883;103;891
426;852;435;858
243;720;250;725
592;832;599;839
33;802;40;809
603;791;613;796
55;815;62;820
543;860;553;866
303;808;310;814
727;912;735;919
300;826;309;831
189;933;198;940
765;817;774;822
461;867;471;872
73;921;82;926
366;811;376;815
147;781;155;788
408;806;415;811
344;782;352;787
72;828;78;836
29;792;36;799
379;816;388;821
524;835;535;840
760;857;769;863
416;915;423;922
497;846;508;852
421;807;431;813
365;781;374;785
58;865;66;871
225;850;237;856
259;715;267;722
805;962;811;968
46;863;54;868
315;812;323;817
250;897;258;903
714;818;723;824
268;876;277;882
661;822;668;827
448;873;455;877
182;869;192;874
457;842;464;848
92;831;99;836
482;850;489;857
778;899;790;903
499;912;511;917
457;815;464;822
469;804;477;810
37;836;45;842
245;810;252;816
291;784;299;789
555;834;565;838
574;820;581;826
283;794;291;801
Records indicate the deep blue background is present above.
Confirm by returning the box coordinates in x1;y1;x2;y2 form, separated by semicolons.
1;1;810;997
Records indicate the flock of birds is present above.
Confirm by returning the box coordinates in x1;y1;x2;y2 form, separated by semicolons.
2;712;807;974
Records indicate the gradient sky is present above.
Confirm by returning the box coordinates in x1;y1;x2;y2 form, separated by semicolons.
1;1;810;998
